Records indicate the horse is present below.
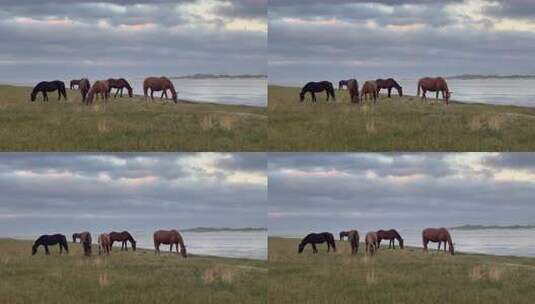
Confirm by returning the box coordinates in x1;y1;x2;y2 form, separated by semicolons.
109;231;136;251
347;230;360;255
360;81;378;103
417;77;450;105
98;233;111;256
376;78;402;98
78;78;91;101
107;78;133;98
143;76;177;103
299;81;336;103
32;234;69;255
297;232;336;254
422;228;454;255
70;79;81;90
72;231;92;256
30;81;67;102
376;229;404;249
339;230;350;240
365;231;378;256
346;79;359;104
153;229;187;258
338;79;349;90
85;80;109;104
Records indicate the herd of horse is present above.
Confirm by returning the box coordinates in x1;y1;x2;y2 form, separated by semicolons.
31;229;187;258
300;77;451;105
30;76;178;104
298;227;454;256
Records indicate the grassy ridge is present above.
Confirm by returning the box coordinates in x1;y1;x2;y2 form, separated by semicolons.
268;85;535;151
0;239;267;304
0;85;266;151
269;237;535;304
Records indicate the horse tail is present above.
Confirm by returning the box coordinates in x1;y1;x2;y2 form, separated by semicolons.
417;80;421;96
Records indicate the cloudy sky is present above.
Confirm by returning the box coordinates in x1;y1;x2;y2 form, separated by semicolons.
269;0;535;83
269;153;535;235
0;153;266;236
0;0;266;83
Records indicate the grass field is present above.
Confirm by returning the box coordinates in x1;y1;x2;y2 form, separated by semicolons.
0;85;266;151
268;85;535;151
269;237;535;304
0;239;267;304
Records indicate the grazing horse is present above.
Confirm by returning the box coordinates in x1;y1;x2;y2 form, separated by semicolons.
299;81;336;103
153;229;187;258
417;77;450;105
107;78;133;98
98;234;111;256
32;234;69;255
72;231;92;256
70;79;81;90
339;230;350;240
422;228;454;255
338;79;349;90
347;230;360;255
85;80;109;104
143;76;177;103
347;79;359;104
109;231;136;251
376;229;404;249
78;78;91;101
365;231;378;256
376;78;402;98
360;81;378;103
30;81;67;102
298;232;336;254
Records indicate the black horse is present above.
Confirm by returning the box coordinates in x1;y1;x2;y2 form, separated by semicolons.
376;78;403;98
299;81;336;103
298;232;336;254
338;79;349;90
30;81;67;102
32;234;69;255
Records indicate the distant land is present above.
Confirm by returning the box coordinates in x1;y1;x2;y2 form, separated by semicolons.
182;227;267;232
451;224;535;230
171;74;267;80
448;74;535;80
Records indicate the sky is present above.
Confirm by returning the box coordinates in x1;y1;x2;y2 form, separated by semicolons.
269;0;535;84
269;153;535;235
0;0;267;83
0;153;267;236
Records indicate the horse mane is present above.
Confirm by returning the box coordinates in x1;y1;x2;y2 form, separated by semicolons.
391;229;402;241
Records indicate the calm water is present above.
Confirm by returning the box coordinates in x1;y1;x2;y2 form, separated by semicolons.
12;231;267;260
275;228;535;257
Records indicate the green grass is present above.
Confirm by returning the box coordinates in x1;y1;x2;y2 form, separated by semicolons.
0;85;267;151
0;239;267;304
268;85;535;151
269;237;535;304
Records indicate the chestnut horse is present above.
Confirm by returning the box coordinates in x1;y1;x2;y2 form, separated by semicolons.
98;233;111;256
299;81;336;103
376;229;404;249
32;234;69;255
109;231;136;251
143;76;177;103
422;228;454;255
153;229;187;258
85;80;109;104
346;79;359;104
298;232;336;254
78;78;91;101
417;77;450;105
365;231;378;256
107;78;133;98
376;78;402;98
30;81;67;102
72;231;92;256
360;81;378;103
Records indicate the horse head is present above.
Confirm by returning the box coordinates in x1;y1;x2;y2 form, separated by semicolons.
299;92;305;102
128;87;133;98
398;86;403;97
131;240;137;251
449;243;455;255
297;242;305;253
181;245;187;258
339;231;345;241
72;233;77;243
338;80;345;90
30;91;37;102
399;238;404;249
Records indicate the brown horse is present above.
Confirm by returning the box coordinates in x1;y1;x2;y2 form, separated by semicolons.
143;76;177;103
85;80;109;104
417;77;450;105
376;229;404;249
153;229;187;258
365;231;378;256
107;78;133;98
78;78;91;101
376;78;402;98
70;79;81;90
72;231;92;256
422;228;454;255
347;230;360;255
360;81;378;103
98;233;111;256
109;231;136;251
346;79;359;104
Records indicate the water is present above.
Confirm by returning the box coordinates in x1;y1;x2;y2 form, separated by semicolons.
12;230;267;260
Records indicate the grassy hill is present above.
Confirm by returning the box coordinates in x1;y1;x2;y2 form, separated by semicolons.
0;85;266;151
0;239;267;304
269;237;535;304
268;85;535;151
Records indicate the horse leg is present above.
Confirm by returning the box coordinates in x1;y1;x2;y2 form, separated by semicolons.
436;91;439;100
45;245;50;255
176;243;179;254
312;92;316;103
388;87;392;98
312;244;317;253
114;89;119;98
170;243;173;252
43;92;48;102
438;241;441;251
151;90;155;101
